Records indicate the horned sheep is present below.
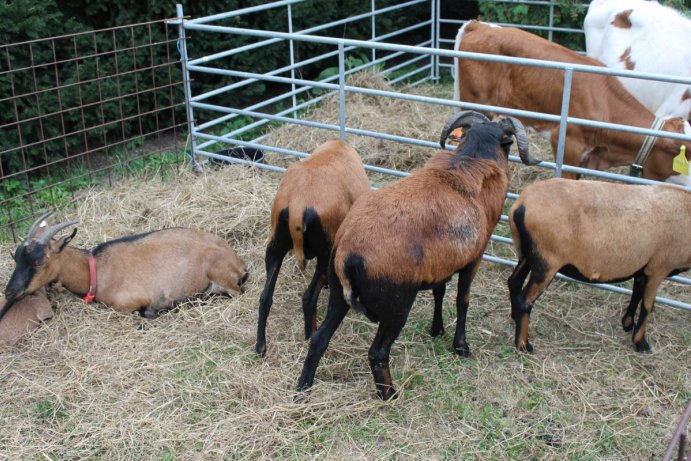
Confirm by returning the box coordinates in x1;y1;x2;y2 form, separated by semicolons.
296;111;540;400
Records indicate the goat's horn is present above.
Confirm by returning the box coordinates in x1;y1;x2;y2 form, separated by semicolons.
501;116;541;166
24;211;55;244
440;111;490;149
37;220;78;246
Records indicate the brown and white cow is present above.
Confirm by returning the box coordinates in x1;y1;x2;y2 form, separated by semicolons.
584;0;691;122
453;20;691;186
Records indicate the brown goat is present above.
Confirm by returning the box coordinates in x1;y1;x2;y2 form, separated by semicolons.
296;111;540;400
256;140;370;356
1;212;248;320
0;289;52;345
454;20;691;185
508;178;691;353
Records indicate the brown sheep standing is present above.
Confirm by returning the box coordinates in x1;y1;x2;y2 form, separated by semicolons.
255;140;370;356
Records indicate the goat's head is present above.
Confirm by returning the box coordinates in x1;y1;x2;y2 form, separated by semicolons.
1;212;77;323
440;111;540;166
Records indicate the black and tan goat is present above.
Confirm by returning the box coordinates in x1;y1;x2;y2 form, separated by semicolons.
1;212;249;320
255;140;370;356
0;289;52;345
296;111;541;400
508;178;690;353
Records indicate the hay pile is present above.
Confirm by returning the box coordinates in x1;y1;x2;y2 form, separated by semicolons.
0;75;688;459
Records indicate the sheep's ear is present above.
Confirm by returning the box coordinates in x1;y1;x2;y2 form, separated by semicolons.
51;228;77;253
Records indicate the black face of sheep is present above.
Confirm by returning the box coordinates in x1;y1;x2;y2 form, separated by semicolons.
296;111;540;400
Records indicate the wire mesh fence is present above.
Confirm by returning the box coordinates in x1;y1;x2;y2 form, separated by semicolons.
0;19;186;241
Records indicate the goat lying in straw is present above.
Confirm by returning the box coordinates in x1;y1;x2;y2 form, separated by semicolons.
1;212;249;321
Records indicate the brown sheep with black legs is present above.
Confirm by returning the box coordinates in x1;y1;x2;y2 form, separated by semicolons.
1;212;248;321
508;178;691;353
255;140;370;357
296;111;541;400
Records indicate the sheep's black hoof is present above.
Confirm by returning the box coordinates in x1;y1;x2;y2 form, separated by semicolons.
430;325;445;338
634;339;652;353
255;342;267;357
621;316;634;332
293;390;310;403
517;341;534;353
138;307;159;319
454;343;471;358
377;386;399;401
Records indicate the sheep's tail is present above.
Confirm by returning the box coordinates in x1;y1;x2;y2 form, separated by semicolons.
335;252;371;319
288;204;306;271
509;204;532;260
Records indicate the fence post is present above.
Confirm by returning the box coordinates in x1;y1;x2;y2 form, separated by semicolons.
371;0;376;64
175;4;200;170
431;0;440;82
288;4;297;118
338;41;346;141
548;0;555;42
555;67;574;177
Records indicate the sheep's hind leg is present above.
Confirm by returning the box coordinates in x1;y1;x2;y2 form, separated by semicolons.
256;220;292;357
508;258;530;321
514;266;557;353
369;301;413;400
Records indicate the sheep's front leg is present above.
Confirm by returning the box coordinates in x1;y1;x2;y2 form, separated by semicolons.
369;305;412;400
453;260;480;357
622;273;646;332
430;283;446;337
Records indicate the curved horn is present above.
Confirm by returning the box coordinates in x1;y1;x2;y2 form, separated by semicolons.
501;116;541;166
37;220;78;246
24;210;54;245
440;111;490;150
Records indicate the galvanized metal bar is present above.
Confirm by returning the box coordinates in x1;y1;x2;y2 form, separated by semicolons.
287;4;297;118
371;0;376;63
430;0;437;82
555;67;574;177
548;1;555;42
187;0;302;25
338;42;346;141
439;20;584;36
175;4;199;170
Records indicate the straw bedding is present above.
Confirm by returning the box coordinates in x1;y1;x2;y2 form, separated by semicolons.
0;73;688;460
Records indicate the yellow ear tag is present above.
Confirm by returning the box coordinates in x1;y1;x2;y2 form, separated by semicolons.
673;145;689;175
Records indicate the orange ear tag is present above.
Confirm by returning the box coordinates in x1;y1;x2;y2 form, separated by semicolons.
447;128;464;146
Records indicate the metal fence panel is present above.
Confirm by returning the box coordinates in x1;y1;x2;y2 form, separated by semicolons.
174;0;690;312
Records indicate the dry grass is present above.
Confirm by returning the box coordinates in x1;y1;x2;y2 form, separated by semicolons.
0;74;689;460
